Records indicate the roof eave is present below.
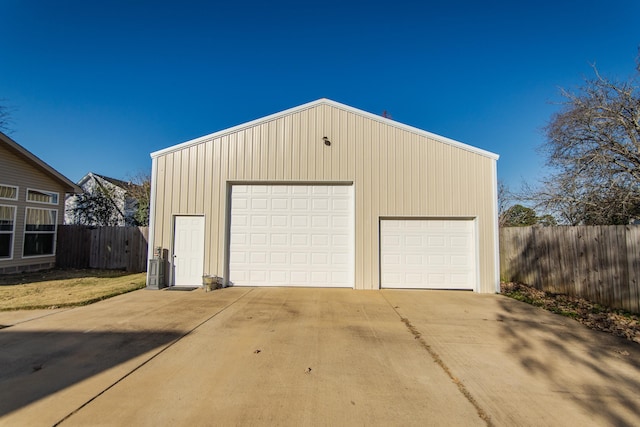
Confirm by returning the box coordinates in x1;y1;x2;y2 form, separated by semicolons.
151;98;500;161
0;131;83;194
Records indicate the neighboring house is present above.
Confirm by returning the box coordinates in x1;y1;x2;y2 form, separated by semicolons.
147;99;500;292
65;172;142;226
0;131;81;274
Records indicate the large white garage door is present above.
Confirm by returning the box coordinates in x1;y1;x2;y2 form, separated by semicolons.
229;185;354;287
380;219;477;290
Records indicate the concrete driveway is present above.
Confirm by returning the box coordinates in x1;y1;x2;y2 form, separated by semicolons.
1;287;639;427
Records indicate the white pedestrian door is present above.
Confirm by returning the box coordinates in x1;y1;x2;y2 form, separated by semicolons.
173;216;205;286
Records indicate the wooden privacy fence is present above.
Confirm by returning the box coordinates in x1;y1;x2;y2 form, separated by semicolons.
500;225;640;313
56;226;149;272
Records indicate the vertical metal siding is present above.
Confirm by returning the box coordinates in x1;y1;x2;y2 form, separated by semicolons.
151;104;498;292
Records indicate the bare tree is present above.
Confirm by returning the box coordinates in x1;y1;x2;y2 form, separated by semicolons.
0;101;13;133
126;171;151;226
497;180;513;227
68;185;123;226
528;56;640;225
68;171;151;227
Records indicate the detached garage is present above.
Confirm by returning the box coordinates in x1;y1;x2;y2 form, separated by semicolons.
147;99;499;292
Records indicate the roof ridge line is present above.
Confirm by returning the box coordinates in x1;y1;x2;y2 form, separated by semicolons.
151;99;499;160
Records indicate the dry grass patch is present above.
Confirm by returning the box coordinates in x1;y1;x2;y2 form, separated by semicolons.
0;269;146;311
501;282;640;344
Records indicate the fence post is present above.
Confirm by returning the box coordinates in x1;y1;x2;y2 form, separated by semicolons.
499;225;640;313
56;225;148;272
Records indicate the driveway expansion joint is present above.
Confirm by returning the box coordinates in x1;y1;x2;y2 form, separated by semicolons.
52;288;254;426
380;292;494;427
0;308;75;328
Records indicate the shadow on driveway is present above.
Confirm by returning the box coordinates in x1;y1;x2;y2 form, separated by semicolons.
0;330;181;417
497;298;640;427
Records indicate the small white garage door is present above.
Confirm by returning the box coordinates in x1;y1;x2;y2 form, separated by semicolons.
229;185;354;287
380;219;477;290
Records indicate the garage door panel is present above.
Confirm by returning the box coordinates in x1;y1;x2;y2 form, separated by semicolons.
269;271;288;283
250;234;267;245
383;234;401;246
451;273;470;285
250;199;268;210
292;199;308;210
311;271;328;283
270;252;288;264
291;253;308;264
230;185;354;287
290;271;309;282
312;234;329;246
405;273;423;284
250;252;267;263
233;215;248;226
291;234;308;246
406;254;423;265
272;199;288;210
428;254;444;265
331;253;348;264
381;219;476;290
230;233;246;245
293;186;310;195
312;199;329;210
428;236;445;247
271;215;288;227
292;216;308;227
451;236;471;247
312;186;328;194
451;255;469;266
269;234;288;245
332;199;350;211
311;252;328;264
331;271;349;282
250;215;268;226
232;198;248;210
332;216;349;228
428;273;446;284
311;216;330;228
251;186;268;194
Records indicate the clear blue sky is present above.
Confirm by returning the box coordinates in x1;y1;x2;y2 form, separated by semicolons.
1;0;639;189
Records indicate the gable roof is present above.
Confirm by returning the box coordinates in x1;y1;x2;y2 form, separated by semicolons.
0;131;82;194
151;98;499;160
77;172;140;193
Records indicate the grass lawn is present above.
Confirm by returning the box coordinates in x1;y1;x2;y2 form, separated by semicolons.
0;269;146;311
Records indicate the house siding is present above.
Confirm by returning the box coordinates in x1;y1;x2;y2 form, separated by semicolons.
150;102;499;292
0;143;67;273
65;173;138;226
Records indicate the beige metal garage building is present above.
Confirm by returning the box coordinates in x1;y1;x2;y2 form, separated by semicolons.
147;99;500;292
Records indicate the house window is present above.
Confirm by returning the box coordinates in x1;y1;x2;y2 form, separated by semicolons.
0;205;16;259
27;188;59;205
23;207;57;257
0;185;18;200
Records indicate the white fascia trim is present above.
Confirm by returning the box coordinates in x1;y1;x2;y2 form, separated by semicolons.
492;160;501;293
146;158;158;263
325;99;500;160
151;99;326;158
150;98;500;161
76;172;95;187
